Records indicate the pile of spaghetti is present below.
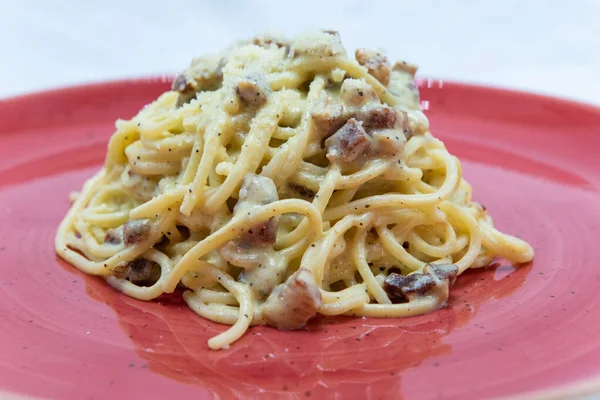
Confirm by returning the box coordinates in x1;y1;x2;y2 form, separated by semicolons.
56;30;533;349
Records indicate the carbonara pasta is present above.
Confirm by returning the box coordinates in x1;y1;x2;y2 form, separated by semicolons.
55;30;534;350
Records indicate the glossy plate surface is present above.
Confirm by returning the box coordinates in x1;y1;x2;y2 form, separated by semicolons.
1;79;600;400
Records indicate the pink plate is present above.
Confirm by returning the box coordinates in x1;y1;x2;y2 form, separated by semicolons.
1;78;600;400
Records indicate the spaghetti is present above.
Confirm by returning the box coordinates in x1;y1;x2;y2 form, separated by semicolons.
56;30;534;350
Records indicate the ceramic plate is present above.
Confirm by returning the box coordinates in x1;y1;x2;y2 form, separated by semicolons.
1;78;600;400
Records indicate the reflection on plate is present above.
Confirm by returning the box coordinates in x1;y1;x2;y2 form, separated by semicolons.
1;78;600;399
80;259;530;399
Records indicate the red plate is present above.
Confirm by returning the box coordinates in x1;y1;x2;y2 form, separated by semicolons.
1;78;600;400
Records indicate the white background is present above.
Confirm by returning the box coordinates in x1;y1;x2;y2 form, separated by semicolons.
1;2;599;399
1;0;599;104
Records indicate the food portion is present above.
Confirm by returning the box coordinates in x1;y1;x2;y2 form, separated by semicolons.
55;30;534;349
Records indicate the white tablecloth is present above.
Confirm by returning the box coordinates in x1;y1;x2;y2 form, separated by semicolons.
1;0;599;105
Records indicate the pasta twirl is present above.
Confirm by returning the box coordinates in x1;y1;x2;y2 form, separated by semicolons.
56;30;533;350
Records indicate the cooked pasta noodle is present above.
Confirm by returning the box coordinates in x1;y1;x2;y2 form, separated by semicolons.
55;30;533;350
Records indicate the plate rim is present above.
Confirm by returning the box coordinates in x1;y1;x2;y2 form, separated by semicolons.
1;75;599;115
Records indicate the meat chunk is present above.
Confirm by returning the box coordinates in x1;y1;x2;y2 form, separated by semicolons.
339;78;379;106
234;174;279;246
388;64;421;111
356;107;411;153
242;218;277;245
427;263;459;287
236;74;271;107
104;226;123;245
172;73;190;92
220;176;279;269
383;263;459;303
311;94;346;137
260;268;322;329
384;273;436;303
172;56;224;106
237;174;279;206
393;60;419;77
370;130;406;157
123;219;152;245
105;219;152;246
325;118;371;163
356;106;407;131
113;258;161;286
171;74;195;106
355;48;392;86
